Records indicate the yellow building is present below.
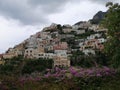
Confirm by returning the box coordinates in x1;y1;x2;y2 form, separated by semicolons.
3;53;16;59
53;56;70;67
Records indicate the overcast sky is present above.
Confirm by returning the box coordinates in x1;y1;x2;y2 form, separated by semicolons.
0;0;120;53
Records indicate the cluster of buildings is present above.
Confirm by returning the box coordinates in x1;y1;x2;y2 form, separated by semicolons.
0;22;107;67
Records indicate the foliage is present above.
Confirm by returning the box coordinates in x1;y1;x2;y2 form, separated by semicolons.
0;56;24;75
70;51;108;67
95;51;108;66
22;58;53;74
102;2;120;68
0;67;118;90
70;55;95;67
0;56;53;75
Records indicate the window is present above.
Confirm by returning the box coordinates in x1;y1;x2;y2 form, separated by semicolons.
26;51;28;53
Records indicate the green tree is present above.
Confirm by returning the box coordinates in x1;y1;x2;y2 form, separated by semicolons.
102;2;120;68
22;58;53;74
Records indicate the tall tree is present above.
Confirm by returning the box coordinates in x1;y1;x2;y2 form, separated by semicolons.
102;2;120;68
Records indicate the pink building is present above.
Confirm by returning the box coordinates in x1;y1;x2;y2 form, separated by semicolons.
53;42;68;50
96;43;104;51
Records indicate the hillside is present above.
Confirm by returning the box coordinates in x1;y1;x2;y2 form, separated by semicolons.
0;1;120;89
0;12;108;68
89;11;107;24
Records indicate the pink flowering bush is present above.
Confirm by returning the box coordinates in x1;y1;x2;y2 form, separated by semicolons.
42;66;116;80
0;66;118;90
44;67;67;80
69;66;116;78
17;66;116;86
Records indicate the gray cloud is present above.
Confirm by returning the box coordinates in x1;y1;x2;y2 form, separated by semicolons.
29;0;69;13
0;0;69;25
0;0;119;25
90;0;120;4
0;0;45;25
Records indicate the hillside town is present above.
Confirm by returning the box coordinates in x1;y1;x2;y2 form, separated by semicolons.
0;20;107;67
0;1;120;89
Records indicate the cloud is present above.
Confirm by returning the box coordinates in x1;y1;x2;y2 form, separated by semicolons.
0;0;69;25
0;0;119;25
0;15;43;53
89;0;120;4
0;0;49;25
48;0;108;25
29;0;69;13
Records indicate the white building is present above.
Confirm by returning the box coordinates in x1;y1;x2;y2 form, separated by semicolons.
82;49;95;55
54;50;67;56
24;48;37;59
87;34;101;40
75;30;85;34
27;35;37;48
34;53;55;59
89;24;99;31
63;28;73;33
98;38;107;43
73;21;91;29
